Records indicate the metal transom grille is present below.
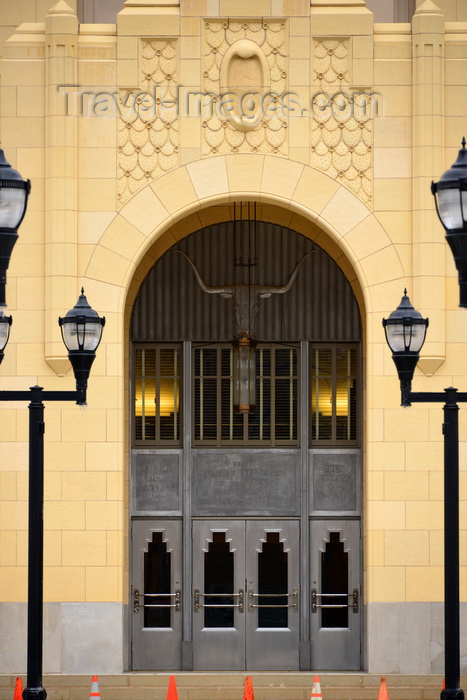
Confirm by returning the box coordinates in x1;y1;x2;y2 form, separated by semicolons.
194;344;298;446
311;345;358;445
134;345;181;444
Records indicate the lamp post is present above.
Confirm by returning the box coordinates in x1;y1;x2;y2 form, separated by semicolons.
0;148;30;307
432;138;467;308
383;291;465;700
382;138;467;700
0;151;105;700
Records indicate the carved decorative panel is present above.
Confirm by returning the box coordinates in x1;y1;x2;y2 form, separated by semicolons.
202;20;288;156
118;40;179;206
311;39;373;205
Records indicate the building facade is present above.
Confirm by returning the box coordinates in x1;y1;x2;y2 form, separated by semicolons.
1;0;467;676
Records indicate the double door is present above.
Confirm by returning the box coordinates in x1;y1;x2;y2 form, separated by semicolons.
193;519;300;670
131;518;360;670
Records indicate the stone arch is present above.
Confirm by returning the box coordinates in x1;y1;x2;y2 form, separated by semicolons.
85;155;406;323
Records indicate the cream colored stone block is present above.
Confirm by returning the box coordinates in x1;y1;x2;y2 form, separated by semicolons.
0;531;17;566
149;166;198;215
99;214;146;263
385;531;430;566
288;147;309;165
44;566;85;602
0;1;36;25
291;167;339;219
121;184;171;236
219;0;270;15
85;442;120;471
406;501;443;530
78;148;116;179
0;567;27;601
79;211;116;245
106;472;124;501
260;156;303;202
289;59;309;85
62;472;107;501
430;530;443;566
45;502;85;530
406;567;443;601
343;215;391;262
405;440;443;473
289;36;309;60
374;179;412;212
180;116;201;148
367;500;405;530
319;185;370;237
1;116;45;147
369;439;404;472
85;501;122;530
366;531;385;567
374;116;411;148
310;8;373;36
62;531;107;566
117;36;138;60
79;116;117;147
61;408;108;442
290;17;310;35
78;178;116;211
225;154;265;194
117;9;179;36
354;35;374;60
179;58;201;85
186;156;229;200
181;35;202;59
384;472;430;501
85;566;122;602
370;566;406;602
106;531;123;566
374;147;412;179
374;59;412;85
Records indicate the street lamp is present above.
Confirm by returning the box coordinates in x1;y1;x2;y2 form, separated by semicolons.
0;148;30;307
0;151;105;700
383;293;466;700
432;137;467;308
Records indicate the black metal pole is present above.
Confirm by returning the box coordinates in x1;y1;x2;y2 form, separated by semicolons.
441;388;464;700
23;386;47;700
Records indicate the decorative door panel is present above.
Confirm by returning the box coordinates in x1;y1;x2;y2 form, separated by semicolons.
310;519;361;670
131;520;182;670
192;520;300;671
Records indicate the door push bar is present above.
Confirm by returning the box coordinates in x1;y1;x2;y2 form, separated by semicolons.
311;588;359;613
194;589;244;613
133;588;181;614
249;590;299;612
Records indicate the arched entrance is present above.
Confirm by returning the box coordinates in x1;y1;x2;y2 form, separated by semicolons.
129;215;362;671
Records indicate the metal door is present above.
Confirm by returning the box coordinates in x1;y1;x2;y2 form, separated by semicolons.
192;520;300;671
131;520;182;670
310;519;361;670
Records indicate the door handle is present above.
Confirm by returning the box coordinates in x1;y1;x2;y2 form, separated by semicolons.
133;588;181;613
249;589;299;612
311;588;359;613
193;588;244;612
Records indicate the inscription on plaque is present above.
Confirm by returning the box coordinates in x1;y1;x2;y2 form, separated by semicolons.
312;454;357;512
132;452;180;513
193;451;300;516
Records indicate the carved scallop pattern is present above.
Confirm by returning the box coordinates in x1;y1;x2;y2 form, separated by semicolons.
117;40;179;206
202;20;288;156
311;39;373;205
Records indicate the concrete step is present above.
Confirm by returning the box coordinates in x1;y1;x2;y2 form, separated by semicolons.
0;673;458;700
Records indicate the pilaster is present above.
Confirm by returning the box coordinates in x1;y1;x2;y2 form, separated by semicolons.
412;0;445;373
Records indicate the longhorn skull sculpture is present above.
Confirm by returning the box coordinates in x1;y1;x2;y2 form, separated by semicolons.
178;249;313;338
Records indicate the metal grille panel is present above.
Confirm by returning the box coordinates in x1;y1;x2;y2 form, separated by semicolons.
131;221;360;342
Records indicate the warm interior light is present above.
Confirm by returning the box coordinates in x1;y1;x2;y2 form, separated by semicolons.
134;378;179;417
233;334;256;413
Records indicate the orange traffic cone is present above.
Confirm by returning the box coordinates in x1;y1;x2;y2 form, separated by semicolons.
167;675;178;700
378;676;389;700
243;676;254;700
90;676;101;698
13;677;23;700
442;678;446;690
311;675;322;699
